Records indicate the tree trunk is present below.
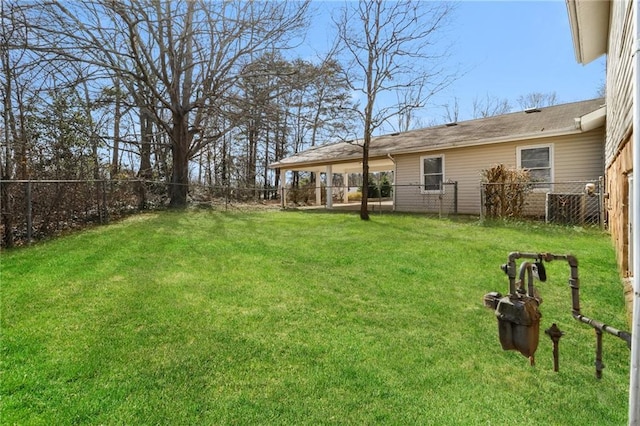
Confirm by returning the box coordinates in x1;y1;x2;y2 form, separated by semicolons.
247;118;258;191
263;126;270;199
1;180;13;248
360;89;373;220
360;141;370;220
169;115;190;208
15;99;28;180
221;135;228;186
0;56;15;245
138;107;153;180
111;78;121;178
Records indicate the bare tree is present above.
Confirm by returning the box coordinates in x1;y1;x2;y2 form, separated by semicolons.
394;86;426;132
441;96;460;124
335;0;456;220
472;94;512;118
28;0;309;207
305;57;356;148
0;0;26;248
516;91;558;110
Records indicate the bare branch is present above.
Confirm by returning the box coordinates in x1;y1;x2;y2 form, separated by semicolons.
334;0;457;219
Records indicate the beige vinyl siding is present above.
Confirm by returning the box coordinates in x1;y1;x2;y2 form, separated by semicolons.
605;0;634;167
393;129;604;214
554;129;604;180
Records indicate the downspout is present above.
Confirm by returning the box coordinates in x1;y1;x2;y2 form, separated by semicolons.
630;0;640;422
387;154;396;211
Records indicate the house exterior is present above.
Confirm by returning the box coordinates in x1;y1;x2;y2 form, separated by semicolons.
567;0;634;278
272;99;605;216
567;2;640;418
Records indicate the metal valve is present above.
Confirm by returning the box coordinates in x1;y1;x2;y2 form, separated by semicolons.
484;252;632;378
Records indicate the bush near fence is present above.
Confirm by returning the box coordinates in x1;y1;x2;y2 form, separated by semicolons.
481;180;604;228
1;179;604;248
0;180;282;248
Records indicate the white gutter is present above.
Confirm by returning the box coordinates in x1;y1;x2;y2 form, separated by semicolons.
630;1;640;423
566;0;610;64
577;106;607;131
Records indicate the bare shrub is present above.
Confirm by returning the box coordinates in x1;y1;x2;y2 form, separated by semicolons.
482;164;532;219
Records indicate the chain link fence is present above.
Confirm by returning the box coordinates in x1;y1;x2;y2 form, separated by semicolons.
480;179;604;228
1;178;605;248
0;180;283;248
392;182;458;216
285;182;458;217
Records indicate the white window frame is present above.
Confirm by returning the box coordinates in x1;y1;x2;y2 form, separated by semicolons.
420;154;445;194
516;144;554;190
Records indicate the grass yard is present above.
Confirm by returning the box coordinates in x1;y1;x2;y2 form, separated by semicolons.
0;210;631;424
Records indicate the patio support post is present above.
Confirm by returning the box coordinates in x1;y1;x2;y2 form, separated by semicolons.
326;165;333;209
343;172;349;203
315;171;322;206
280;169;288;208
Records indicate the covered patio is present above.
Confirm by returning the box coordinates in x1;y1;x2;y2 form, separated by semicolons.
271;142;395;209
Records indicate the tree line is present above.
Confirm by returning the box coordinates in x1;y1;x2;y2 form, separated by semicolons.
1;0;363;208
7;1;562;220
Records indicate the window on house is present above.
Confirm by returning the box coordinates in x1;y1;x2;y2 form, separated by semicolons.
517;145;553;187
421;155;444;192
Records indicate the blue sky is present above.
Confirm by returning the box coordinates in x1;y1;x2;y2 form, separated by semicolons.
446;1;604;113
303;1;605;126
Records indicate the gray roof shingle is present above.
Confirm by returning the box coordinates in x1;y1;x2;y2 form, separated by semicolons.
271;98;604;169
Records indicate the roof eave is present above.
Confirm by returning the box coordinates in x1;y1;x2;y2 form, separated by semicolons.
272;126;599;170
566;0;610;64
270;156;362;170
389;127;589;157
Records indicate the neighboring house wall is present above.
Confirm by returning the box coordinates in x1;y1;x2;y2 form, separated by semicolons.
605;0;634;275
393;129;604;214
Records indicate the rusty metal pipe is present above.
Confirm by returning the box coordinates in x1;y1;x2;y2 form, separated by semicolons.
566;255;581;317
522;263;535;297
562;254;632;348
595;329;604;379
507;253;630;338
504;252;633;378
507;251;562;294
573;313;632;349
545;323;564;372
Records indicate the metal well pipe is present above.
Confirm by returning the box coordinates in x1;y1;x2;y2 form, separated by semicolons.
506;251;632;372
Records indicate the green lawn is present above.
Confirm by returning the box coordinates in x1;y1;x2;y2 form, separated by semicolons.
0;210;631;424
